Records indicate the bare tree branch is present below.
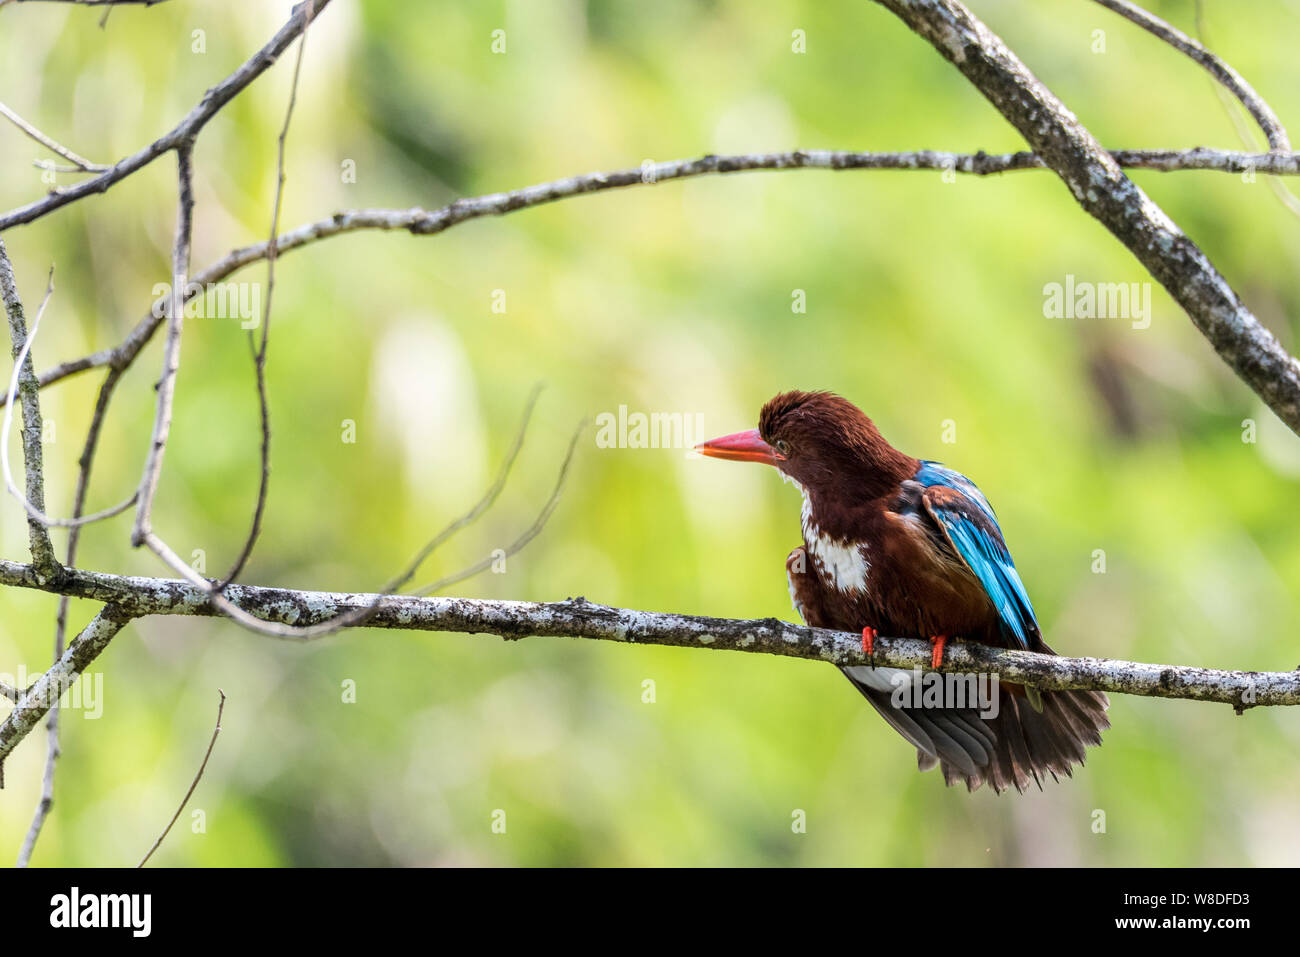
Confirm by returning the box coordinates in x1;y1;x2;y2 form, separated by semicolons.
130;144;193;547
1191;0;1300;219
873;0;1300;434
19;365;132;863
1;264;65;864
397;384;543;591
1093;0;1290;151
1;19;334;808
0;406;579;769
16;705;58;865
413;422;583;597
10;144;1297;409
245;383;547;639
0;101;109;174
194;384;560;642
0;0;330;233
219;5;314;589
1;271;137;528
0;0;172;7
1;4;331;851
0;243;60;582
0;559;1294;738
131;407;580;641
0;603;132;784
137;689;225;868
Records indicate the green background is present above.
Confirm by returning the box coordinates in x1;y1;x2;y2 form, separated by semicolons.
1;0;1298;866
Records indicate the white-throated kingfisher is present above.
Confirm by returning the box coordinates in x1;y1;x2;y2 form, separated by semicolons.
696;390;1108;793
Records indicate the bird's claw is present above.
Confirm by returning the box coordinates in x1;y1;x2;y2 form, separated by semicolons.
861;626;877;663
929;634;948;670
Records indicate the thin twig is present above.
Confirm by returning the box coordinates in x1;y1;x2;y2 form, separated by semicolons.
16;702;58;865
0;272;137;528
1;0;172;6
414;420;584;596
225;383;546;638
131;144;193;546
219;6;314;589
394;385;545;590
0;0;331;233
137;689;225;867
1092;0;1290;151
1192;0;1300;219
0;102;109;173
33;160;102;174
136;407;579;641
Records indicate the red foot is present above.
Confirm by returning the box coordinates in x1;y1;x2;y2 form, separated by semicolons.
929;634;949;670
861;626;877;659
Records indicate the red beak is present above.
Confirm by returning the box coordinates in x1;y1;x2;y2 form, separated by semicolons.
694;428;785;466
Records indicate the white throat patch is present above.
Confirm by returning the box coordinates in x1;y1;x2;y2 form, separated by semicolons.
797;486;870;594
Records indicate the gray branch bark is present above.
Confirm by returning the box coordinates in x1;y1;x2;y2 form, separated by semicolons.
1092;0;1290;151
0;603;131;784
0;241;59;582
0;556;1294;776
0;0;328;233
130;145;193;547
0;101;109;174
7;144;1296;405
874;0;1300;434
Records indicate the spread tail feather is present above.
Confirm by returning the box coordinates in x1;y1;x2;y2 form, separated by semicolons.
841;665;1109;794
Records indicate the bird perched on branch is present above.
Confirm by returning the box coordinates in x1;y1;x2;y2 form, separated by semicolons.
695;390;1108;793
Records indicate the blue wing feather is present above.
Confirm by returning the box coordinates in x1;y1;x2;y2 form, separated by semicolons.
914;462;1038;649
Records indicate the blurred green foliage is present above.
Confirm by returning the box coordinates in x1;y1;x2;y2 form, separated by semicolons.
1;0;1299;866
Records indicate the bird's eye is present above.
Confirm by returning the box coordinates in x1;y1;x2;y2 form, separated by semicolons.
775;439;791;456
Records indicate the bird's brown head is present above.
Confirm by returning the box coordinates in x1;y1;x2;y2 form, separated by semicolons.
695;390;917;499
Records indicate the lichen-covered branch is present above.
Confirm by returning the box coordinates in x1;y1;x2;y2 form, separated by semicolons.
874;0;1300;434
0;558;1294;717
0;241;60;582
6;145;1296;406
0;603;132;781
